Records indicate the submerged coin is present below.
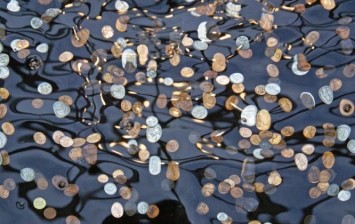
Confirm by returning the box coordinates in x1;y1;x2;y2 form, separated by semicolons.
191;105;208;119
336;124;351;141
300;92;315;110
318;86;333;105
265;83;280;95
338;190;351;201
295;153;308;171
146;124;162;143
111;202;124;218
20;168;35;182
137;201;149;214
0;132;7;148
241;105;257;127
0;54;9;67
38;82;52;95
236;36;249;50
33;197;46;209
149;156;161;175
104;182;117;195
347;139;355;153
110;84;125;99
256;109;271;131
53;101;70;118
0;67;10;79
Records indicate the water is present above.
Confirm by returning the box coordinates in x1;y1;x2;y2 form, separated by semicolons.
0;0;354;223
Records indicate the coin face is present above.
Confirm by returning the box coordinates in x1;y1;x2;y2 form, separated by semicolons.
34;132;47;145
265;83;281;95
229;73;244;84
191;105;208;119
241;105;257;127
146;124;162;143
294;153;308;171
149;156;161;175
110;84;125;99
338;190;351;201
0;54;10;67
166;161;180;181
236;36;249;50
318;85;333;105
111;202;124;218
137;201;149;214
146;116;159;127
53;101;70;118
0;66;10;79
256;109;271;131
336;124;351;141
327;184;339;196
33;197;46;209
20;167;35;182
104;182;117;195
0;132;7;149
36;43;48;53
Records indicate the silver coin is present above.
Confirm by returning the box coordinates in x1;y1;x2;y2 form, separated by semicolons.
146;70;157;78
342;215;355;224
229;73;244;84
137;201;149;214
36;43;49;53
236;36;250;50
193;40;208;50
0;53;9;67
20;167;35;182
347;139;355;153
146;116;159;127
110;84;125;99
7;0;20;12
128;139;138;146
226;2;241;17
0;131;7;149
10;39;21;52
253;148;264;160
197;21;212;43
217;212;228;222
163;77;174;86
318;85;333;105
104;182;117;195
116;38;127;48
336;124;351;142
45;8;61;17
53;101;71;118
0;42;3;53
30;17;43;29
146;124;162;143
241;105;257;127
122;49;137;69
38;82;52;95
300;92;315;110
149;156;161;175
124;201;137;216
327;184;339;196
191;105;208;119
115;0;129;11
338;190;351;201
0;66;10;79
265;83;281;95
0;152;2;165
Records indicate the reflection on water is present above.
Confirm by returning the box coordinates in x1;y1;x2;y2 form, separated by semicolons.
0;0;354;223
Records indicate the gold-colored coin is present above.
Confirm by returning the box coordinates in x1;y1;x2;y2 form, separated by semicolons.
322;151;335;169
138;148;150;161
0;88;9;100
319;169;332;183
52;130;65;144
254;85;266;95
0;185;9;199
64;184;79;197
72;138;86;147
59;95;73;106
202;92;216;109
1;122;15;135
269;133;282;145
166;139;179;153
32;98;44;109
97;174;109;183
1;150;10;165
250;134;261;146
196;202;209;215
239;127;252;138
230;186;244;198
119;186;132;200
278;97;293;112
329;78;342;92
317;182;329;192
259;130;273;140
303;126;317;139
111;43;123;58
212;53;226;72
268;171;282;186
169;107;182;117
34;132;47;145
86;133;101;143
266;37;278;48
271;48;282;62
59;136;74;148
281;148;294;158
43;207;57;220
231;83;245;93
0;104;7;119
254;182;265;193
260;13;274;31
280;126;295;137
320;0;336;10
225;95;239;110
266;64;279;77
256;109;271;131
309;186;321;199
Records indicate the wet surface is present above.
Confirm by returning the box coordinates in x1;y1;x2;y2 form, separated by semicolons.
0;0;355;223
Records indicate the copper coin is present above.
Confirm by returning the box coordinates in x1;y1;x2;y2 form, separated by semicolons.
166;161;180;181
0;185;9;199
1;150;10;165
199;81;214;93
86;133;101;143
34;132;47;145
239;127;252;138
343;63;355;78
266;64;279;77
72;138;86;147
329;78;342;92
32;98;44;109
322;151;335;169
230;186;244;198
238;139;251;150
309;186;321;199
281;126;295;137
323;137;335;148
3;178;16;191
43;207;57;220
231;83;245;93
1;122;15;135
0;88;9;100
146;204;159;219
238;49;253;59
339;99;354;116
259;130;273;140
250;134;261;146
64;184;79;197
180;67;194;78
225;95;239;110
69;147;82;161
319;169;331;183
138;148;150;161
121;100;132;111
36;177;49;190
263;94;277;103
281;148;294;158
166;139;179;152
278;97;293;112
303;126;317;139
17;49;30;59
82;144;98;165
0;104;7;119
307;166;320;183
196;202;209;215
119;186;132;200
52;130;65;144
72;28;90;48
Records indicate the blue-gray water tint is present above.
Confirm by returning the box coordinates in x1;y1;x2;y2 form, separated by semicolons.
0;0;354;223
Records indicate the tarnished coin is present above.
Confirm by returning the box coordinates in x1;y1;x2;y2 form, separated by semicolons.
53;101;70;118
38;82;52;95
307;166;320;183
322;151;335;169
294;153;308;171
309;186;321;199
300;92;315;109
33;197;46;209
0;132;7;149
137;201;149;214
180;67;194;78
104;182;117;195
72;28;90;48
256;109;271;131
166;139;179;152
338;190;351;201
339;99;354;116
146;124;162;143
3;178;16;191
241;105;258;127
343;63;355;78
191;105;208;120
111;202;124;218
336;124;351;141
318;86;333;105
304;31;320;46
110;84;125;99
149;156;161;175
265;83;281;95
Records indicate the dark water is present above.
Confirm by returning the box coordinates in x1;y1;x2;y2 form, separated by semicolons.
0;0;355;223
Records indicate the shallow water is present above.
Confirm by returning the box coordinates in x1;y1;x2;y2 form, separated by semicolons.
0;0;355;223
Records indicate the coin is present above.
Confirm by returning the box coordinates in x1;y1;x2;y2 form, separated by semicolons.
265;83;281;95
1;122;15;136
304;31;320;46
137;201;149;214
322;151;335;169
147;204;159;219
149;156;161;175
241;105;257;127
66;215;80;224
320;0;336;10
0;185;9;199
347;139;355;153
318;85;333;105
59;136;74;147
86;133;101;143
52;175;68;190
59;51;74;62
166;161;180;181
196;202;209;215
166;139;179;153
36;43;48;53
326;183;339;196
229;73;244;84
0;54;9;66
34;132;46;145
20;167;35;182
338;190;351;201
329;78;342;91
235;36;249;50
217;212;229;222
72;28;90;48
260;13;274;31
256;109;271;131
303;126;317;139
0;66;9;79
33;197;46;209
36;176;48;190
309;186;321;199
295;153;308;171
111;202;124;218
307;166;320;183
53;101;70;118
301;144;315;155
110;84;125;99
191;105;208;120
337;124;351;141
43;207;57;220
104;182;117;195
102;25;114;39
339;99;354;116
115;0;129;11
64;184;79;197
